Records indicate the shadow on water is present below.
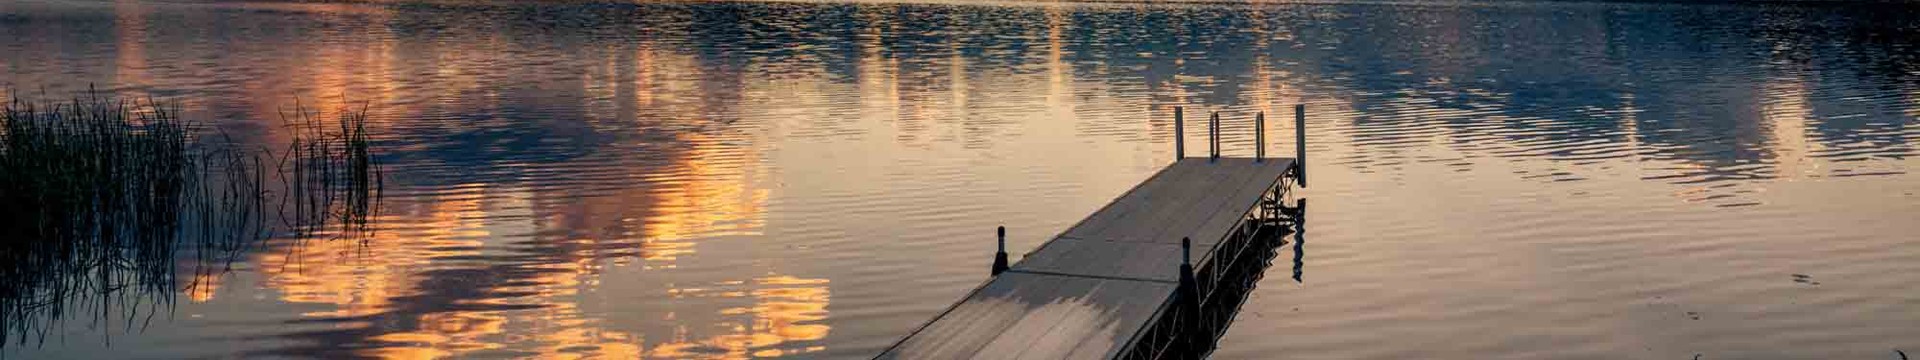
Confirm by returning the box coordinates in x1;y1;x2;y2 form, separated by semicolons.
0;92;383;351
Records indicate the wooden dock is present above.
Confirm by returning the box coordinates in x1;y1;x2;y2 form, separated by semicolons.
878;106;1309;360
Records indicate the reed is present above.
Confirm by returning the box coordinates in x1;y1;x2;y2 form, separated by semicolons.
0;93;231;350
278;101;383;240
0;92;382;351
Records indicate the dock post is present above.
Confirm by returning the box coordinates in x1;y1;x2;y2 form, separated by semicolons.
1256;111;1266;162
1174;107;1185;160
1178;236;1197;300
992;226;1009;276
1208;112;1220;162
1177;237;1201;350
1294;104;1307;187
1181;237;1192;269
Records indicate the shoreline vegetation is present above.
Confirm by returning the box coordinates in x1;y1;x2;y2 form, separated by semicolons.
0;91;383;351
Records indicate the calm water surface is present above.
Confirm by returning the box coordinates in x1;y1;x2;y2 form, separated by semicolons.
4;0;1919;358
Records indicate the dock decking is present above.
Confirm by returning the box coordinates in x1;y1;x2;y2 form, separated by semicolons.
878;106;1309;360
877;157;1299;360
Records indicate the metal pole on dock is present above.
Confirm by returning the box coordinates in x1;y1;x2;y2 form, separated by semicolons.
1181;237;1191;267
1174;107;1185;160
1256;111;1266;162
1295;104;1307;187
1178;237;1196;298
1217;112;1224;160
1208;112;1219;162
1177;237;1200;347
992;226;1009;276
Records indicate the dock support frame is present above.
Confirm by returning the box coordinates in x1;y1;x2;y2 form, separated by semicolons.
1118;166;1302;360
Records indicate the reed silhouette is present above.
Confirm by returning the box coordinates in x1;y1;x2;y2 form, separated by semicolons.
0;92;383;351
278;101;383;241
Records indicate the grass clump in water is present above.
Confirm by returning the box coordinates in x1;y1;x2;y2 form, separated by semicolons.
279;101;383;240
0;92;382;351
0;92;264;349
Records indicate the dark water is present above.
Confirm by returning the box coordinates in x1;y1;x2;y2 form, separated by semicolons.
4;0;1919;358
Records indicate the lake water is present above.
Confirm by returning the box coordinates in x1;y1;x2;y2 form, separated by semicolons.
4;0;1918;358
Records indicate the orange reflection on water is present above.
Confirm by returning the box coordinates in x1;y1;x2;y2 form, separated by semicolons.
646;275;830;359
254;188;492;321
129;4;831;355
250;186;651;359
185;270;222;303
236;122;809;359
112;0;147;98
359;311;511;359
1761;72;1820;180
637;133;771;251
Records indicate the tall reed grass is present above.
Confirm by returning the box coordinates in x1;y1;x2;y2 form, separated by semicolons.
280;101;383;240
0;92;383;351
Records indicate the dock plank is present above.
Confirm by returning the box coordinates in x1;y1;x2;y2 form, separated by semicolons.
878;272;1175;360
1095;162;1247;244
1059;161;1217;241
1148;159;1291;253
1186;162;1292;268
1010;239;1184;282
1123;159;1273;245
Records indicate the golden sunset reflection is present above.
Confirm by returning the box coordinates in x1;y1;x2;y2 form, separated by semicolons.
1761;73;1819;180
219;62;809;355
226;161;820;358
648;275;831;359
112;0;147;99
254;188;493;321
638;135;771;247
